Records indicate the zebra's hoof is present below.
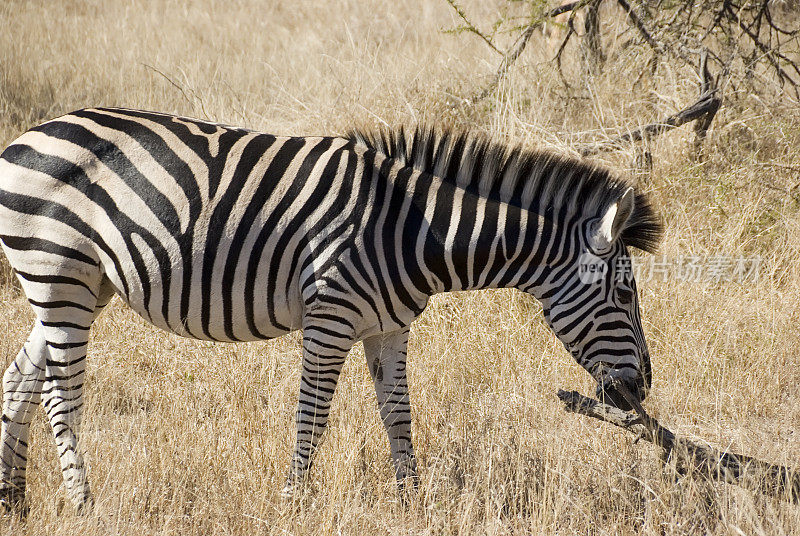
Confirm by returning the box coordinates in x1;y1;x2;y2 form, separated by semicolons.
75;495;94;516
396;473;420;505
279;484;296;500
0;487;27;518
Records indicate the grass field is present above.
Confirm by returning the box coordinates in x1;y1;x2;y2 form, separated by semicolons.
1;0;800;534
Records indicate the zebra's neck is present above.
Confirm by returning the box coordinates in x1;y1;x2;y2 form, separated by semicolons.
393;165;569;297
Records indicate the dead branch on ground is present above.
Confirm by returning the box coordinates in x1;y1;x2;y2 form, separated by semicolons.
557;389;800;502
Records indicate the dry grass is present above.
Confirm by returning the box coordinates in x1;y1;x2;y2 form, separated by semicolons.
1;0;800;534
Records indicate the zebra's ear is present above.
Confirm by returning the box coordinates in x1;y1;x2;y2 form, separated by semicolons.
590;187;635;251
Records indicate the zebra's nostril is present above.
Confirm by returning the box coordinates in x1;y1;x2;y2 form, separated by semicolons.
596;379;639;411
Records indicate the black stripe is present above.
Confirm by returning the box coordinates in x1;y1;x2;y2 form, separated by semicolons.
360;158;407;326
0;235;97;266
223;137;305;338
450;187;478;288
40;321;90;331
281;148;359;307
88;108;249;200
32;119;182;234
493;204;525;288
68;109;204;330
45;354;86;367
28;299;93;313
378;167;426;314
472;194;501;287
0;188;129;297
307;288;362;317
0;145;170;311
14;271;97;297
46;341;88;350
401;172;435;295
43;368;85;382
304;313;355;332
551;289;603;331
564;322;594;349
297;150;384;327
582;347;634;362
66;109;204;221
418;176;453;291
262;138;336;329
201;133;277;340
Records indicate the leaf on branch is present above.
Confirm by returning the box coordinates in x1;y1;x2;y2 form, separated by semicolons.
443;0;503;55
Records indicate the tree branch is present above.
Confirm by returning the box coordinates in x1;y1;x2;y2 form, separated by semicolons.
444;0;503;56
465;0;593;104
726;3;800;97
615;0;662;52
554;14;578;89
579;90;721;156
557;389;800;502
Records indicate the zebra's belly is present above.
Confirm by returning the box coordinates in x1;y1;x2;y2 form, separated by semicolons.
115;279;303;342
108;248;305;343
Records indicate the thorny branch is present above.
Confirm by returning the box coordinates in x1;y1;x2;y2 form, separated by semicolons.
444;0;503;56
725;3;800;98
554;12;579;89
616;0;662;53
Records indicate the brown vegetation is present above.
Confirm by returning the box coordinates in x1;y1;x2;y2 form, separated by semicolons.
1;0;799;534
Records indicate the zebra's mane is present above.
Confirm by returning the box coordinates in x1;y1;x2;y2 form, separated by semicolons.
347;125;663;254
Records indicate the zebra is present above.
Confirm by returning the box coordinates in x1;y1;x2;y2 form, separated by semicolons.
0;108;662;512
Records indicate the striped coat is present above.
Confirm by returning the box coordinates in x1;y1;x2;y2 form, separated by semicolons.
0;108;661;511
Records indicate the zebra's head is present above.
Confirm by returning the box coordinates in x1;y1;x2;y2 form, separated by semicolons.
540;187;653;411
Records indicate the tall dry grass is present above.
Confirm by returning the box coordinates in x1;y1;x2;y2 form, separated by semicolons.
1;0;800;534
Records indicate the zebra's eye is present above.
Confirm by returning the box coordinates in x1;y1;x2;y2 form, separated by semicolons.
617;287;633;305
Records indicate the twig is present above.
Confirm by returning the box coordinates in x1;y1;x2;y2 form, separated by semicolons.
444;0;503;55
693;50;719;155
615;0;662;53
725;3;800;98
554;15;578;90
764;2;799;37
579;90;721;156
616;0;701;68
463;0;593;105
142;63;195;109
445;0;503;56
557;389;800;502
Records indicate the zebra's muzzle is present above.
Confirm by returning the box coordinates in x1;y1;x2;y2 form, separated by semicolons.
595;369;645;412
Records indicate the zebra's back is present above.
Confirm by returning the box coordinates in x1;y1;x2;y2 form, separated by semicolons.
0;107;365;342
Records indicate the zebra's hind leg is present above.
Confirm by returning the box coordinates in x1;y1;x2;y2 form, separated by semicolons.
39;323;93;513
37;277;114;513
0;321;48;514
363;327;418;494
281;317;355;498
14;274;112;513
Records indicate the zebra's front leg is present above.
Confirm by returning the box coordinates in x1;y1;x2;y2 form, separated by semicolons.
0;322;47;513
281;321;353;498
363;327;418;492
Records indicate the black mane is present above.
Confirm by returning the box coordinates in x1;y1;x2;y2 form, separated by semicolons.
347;124;663;254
